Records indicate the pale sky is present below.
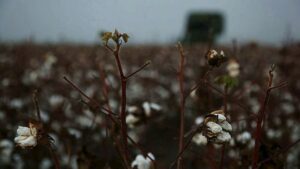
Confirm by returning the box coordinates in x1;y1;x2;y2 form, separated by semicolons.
0;0;300;45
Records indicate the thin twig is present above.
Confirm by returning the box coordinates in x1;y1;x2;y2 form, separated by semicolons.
106;38;131;169
176;42;186;169
63;76;116;116
126;61;151;79
257;138;300;167
251;65;286;169
127;135;157;169
32;90;41;122
219;85;228;169
48;146;61;169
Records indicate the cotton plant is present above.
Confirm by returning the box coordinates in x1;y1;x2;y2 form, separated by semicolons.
126;102;162;128
14;121;40;148
209;50;240;89
206;49;228;67
192;110;232;145
13;92;61;168
131;153;155;169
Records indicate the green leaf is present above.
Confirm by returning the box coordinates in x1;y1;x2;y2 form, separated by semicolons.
214;75;238;88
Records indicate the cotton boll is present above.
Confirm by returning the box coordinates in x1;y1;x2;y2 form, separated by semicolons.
220;121;232;131
195;116;204;125
126;114;140;128
76;115;93;128
190;90;198;99
0;110;5;120
128;106;139;113
16;126;31;136
40;111;50;123
14;135;37;148
192;133;208;146
216;131;231;143
67;128;82;139
131;153;155;169
226;60;240;78
0;139;14;163
9;99;24;109
236;131;251;144
216;114;226;122
49;95;64;107
14;124;38;148
142;102;151;117
206;122;222;134
40;158;52;169
150;103;161;111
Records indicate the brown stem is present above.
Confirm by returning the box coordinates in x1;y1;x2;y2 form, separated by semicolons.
176;42;186;169
126;61;151;79
257;138;300;167
251;66;283;169
48;146;61;169
108;42;131;169
63;76;116;117
127;135;157;169
219;85;228;169
170;125;202;169
32;90;41;122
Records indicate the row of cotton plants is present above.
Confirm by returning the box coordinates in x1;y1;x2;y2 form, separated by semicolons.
0;34;299;169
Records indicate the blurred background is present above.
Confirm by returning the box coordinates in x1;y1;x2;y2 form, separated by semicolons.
1;0;300;45
1;1;300;169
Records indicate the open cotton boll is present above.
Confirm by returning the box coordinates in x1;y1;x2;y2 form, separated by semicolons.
226;60;240;78
206;121;222;134
14;135;37;148
142;102;151;117
229;69;239;78
17;126;31;136
126;114;139;124
126;114;140;128
236;131;251;144
220;121;232;131
128;106;139;113
192;133;208;146
216;131;231;143
131;153;155;169
15;123;39;148
0;139;14;163
216;114;226;122
195;116;204;125
150;103;161;111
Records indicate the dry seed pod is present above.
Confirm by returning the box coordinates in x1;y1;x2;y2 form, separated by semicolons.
211;110;224;115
